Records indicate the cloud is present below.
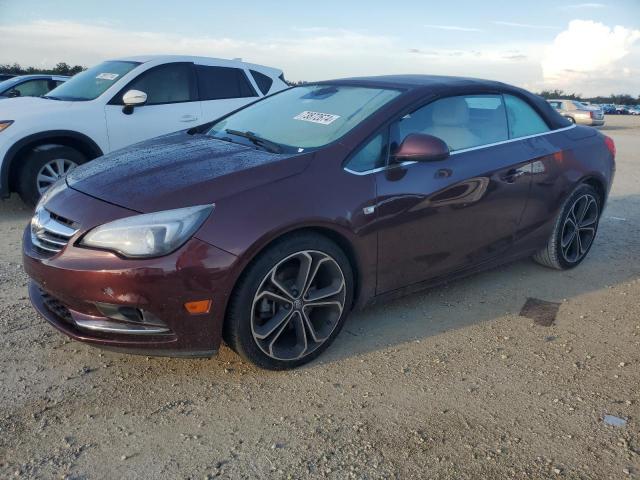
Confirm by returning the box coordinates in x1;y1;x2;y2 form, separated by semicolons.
0;20;396;80
493;21;558;30
541;20;640;94
560;3;606;9
424;24;482;32
503;54;528;60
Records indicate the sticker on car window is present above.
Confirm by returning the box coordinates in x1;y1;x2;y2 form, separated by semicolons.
96;73;119;81
293;111;341;125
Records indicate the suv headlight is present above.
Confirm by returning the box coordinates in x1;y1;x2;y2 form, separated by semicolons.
80;205;214;258
0;120;14;133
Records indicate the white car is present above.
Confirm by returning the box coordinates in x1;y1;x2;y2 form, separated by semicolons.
0;55;287;205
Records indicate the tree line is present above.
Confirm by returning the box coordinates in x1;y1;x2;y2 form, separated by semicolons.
534;89;638;105
0;62;85;77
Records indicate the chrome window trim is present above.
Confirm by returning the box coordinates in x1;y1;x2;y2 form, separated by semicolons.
343;123;577;176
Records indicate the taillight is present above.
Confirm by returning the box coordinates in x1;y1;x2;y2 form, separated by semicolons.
589;111;595;119
604;135;616;158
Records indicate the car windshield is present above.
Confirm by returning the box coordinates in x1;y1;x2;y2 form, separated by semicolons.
207;84;401;151
44;61;140;101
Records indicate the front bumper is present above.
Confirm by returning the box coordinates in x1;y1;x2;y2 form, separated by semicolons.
22;188;239;357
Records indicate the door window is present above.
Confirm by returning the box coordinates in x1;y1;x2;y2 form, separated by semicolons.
392;94;509;152
124;63;196;105
196;66;257;100
504;94;550;138
14;79;51;97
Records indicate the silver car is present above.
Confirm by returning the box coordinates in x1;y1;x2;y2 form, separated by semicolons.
547;99;605;126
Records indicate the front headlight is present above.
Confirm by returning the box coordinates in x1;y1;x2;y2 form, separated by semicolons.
80;204;214;258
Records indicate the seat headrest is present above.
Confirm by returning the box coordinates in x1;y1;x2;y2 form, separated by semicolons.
431;97;470;126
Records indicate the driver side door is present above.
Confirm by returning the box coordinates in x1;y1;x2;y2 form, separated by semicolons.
104;62;202;152
372;94;533;294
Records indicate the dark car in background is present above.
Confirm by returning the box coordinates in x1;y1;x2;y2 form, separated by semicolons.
0;73;17;82
0;74;68;99
23;75;616;369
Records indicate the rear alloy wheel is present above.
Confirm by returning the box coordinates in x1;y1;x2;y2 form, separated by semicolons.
533;184;601;270
224;234;353;370
17;145;86;207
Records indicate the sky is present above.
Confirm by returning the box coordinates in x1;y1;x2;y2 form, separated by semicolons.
0;0;639;97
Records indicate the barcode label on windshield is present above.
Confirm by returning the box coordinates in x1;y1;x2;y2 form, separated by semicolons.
293;111;341;125
96;73;119;80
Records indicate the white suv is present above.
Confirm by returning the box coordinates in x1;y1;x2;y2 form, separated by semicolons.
0;55;287;205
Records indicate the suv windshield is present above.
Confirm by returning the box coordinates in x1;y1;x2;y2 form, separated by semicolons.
207;84;401;151
45;61;140;101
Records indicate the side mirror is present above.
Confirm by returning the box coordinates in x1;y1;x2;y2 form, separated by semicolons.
122;89;147;114
7;89;21;98
393;133;450;162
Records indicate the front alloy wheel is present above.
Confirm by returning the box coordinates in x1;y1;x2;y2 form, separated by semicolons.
224;233;353;370
251;250;346;361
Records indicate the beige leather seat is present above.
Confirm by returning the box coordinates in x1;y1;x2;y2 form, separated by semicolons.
424;97;480;151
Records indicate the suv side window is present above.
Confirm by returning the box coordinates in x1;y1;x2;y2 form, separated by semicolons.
250;69;274;95
504;94;549;139
345;130;389;173
196;66;257;100
391;94;508;152
125;63;196;105
14;79;51;97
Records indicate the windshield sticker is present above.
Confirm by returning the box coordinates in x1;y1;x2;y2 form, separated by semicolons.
96;73;119;81
293;111;341;125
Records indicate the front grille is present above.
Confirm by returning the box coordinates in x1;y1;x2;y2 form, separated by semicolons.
30;208;78;256
40;289;73;324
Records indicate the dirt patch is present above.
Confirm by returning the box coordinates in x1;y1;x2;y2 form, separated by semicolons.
1;115;639;479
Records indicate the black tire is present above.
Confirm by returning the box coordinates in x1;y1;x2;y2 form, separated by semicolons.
224;233;354;370
17;145;86;207
533;183;601;270
566;116;576;124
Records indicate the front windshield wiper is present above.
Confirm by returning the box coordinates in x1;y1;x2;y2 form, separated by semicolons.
225;129;282;153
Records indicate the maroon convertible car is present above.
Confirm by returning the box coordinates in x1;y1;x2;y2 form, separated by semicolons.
23;75;616;369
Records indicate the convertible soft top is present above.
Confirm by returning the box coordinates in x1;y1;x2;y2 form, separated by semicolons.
319;74;571;130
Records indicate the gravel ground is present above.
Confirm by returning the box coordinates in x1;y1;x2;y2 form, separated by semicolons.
1;116;639;479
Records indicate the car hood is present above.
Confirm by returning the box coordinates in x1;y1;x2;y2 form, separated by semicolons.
0;96;81;117
67;131;309;212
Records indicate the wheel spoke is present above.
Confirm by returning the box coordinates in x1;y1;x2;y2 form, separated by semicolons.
305;279;344;302
576;230;584;255
301;309;321;343
253;308;293;340
269;270;295;300
561;220;577;249
254;289;291;306
44;164;57;177
37;173;57;185
293;252;313;297
267;315;294;357
55;159;66;175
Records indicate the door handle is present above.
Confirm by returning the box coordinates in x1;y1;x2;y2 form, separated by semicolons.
180;115;198;123
500;168;525;183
